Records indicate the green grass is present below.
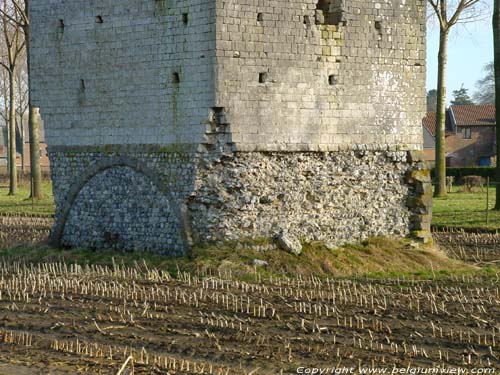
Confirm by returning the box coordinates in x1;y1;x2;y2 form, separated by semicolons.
432;186;500;230
0;180;54;215
0;237;481;281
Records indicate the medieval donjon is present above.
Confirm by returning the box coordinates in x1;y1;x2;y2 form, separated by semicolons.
30;0;430;255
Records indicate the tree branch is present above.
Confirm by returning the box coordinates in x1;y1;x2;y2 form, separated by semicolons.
0;8;22;28
449;0;482;27
11;0;28;26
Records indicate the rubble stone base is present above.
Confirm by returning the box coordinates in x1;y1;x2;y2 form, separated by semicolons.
49;147;432;255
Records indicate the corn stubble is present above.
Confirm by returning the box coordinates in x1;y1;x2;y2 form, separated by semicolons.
0;260;498;374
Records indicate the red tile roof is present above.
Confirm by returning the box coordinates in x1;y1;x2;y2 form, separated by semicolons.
422;112;436;136
450;105;496;127
422;111;454;136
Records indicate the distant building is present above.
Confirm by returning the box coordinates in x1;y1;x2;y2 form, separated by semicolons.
0;125;22;168
422;105;496;167
0;115;50;172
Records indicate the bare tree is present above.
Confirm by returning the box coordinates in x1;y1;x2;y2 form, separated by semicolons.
494;1;500;209
0;51;8;125
428;0;487;197
473;62;495;104
0;0;25;195
15;55;27;172
0;43;27;171
1;0;42;198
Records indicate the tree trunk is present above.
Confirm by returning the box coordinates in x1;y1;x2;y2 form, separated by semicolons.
434;28;449;198
493;0;500;209
20;119;25;174
28;106;41;197
25;0;42;199
8;68;17;195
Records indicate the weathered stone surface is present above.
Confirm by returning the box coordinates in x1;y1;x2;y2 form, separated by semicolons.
30;0;425;152
276;232;303;256
253;259;269;267
61;166;184;255
407;150;425;164
189;151;425;246
411;230;433;246
406;169;431;184
30;0;430;253
47;148;432;253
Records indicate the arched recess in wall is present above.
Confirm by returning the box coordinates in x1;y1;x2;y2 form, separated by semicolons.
52;157;187;255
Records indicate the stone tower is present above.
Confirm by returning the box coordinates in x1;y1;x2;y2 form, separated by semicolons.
30;0;431;255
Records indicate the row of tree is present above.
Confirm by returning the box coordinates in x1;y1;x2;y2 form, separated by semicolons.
0;0;42;198
430;0;500;209
427;85;476;112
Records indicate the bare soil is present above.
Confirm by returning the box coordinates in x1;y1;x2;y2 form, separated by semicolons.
0;261;498;374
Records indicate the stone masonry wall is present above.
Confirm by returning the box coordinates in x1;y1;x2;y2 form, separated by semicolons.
189;150;430;245
30;0;430;254
30;0;426;152
215;0;426;151
48;146;200;255
30;0;217;147
49;147;431;255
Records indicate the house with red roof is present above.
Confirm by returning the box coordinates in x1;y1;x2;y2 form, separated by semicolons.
422;105;496;167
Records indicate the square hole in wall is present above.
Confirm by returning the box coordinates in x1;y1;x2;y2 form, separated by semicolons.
259;72;268;83
328;75;337;86
257;13;264;22
316;0;345;25
95;15;103;23
172;72;180;84
182;13;189;25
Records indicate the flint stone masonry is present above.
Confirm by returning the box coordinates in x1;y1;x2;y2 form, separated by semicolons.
188;151;424;244
47;147;430;254
61;166;184;253
30;0;430;254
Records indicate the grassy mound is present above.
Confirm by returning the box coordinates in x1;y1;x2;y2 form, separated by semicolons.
0;237;480;280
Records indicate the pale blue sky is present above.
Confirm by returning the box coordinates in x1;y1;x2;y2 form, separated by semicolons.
426;1;493;104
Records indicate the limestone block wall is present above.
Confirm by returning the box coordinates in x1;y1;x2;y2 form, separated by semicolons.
30;0;217;147
214;0;426;151
31;0;426;152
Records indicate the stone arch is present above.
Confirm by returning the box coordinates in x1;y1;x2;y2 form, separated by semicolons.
52;156;187;254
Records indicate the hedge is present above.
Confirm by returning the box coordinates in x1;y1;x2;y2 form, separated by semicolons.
431;167;496;181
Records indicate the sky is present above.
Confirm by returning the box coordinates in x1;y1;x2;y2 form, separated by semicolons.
426;1;493;104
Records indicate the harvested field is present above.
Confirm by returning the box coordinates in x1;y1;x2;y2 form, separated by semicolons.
0;215;53;248
0;261;498;374
434;229;500;266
